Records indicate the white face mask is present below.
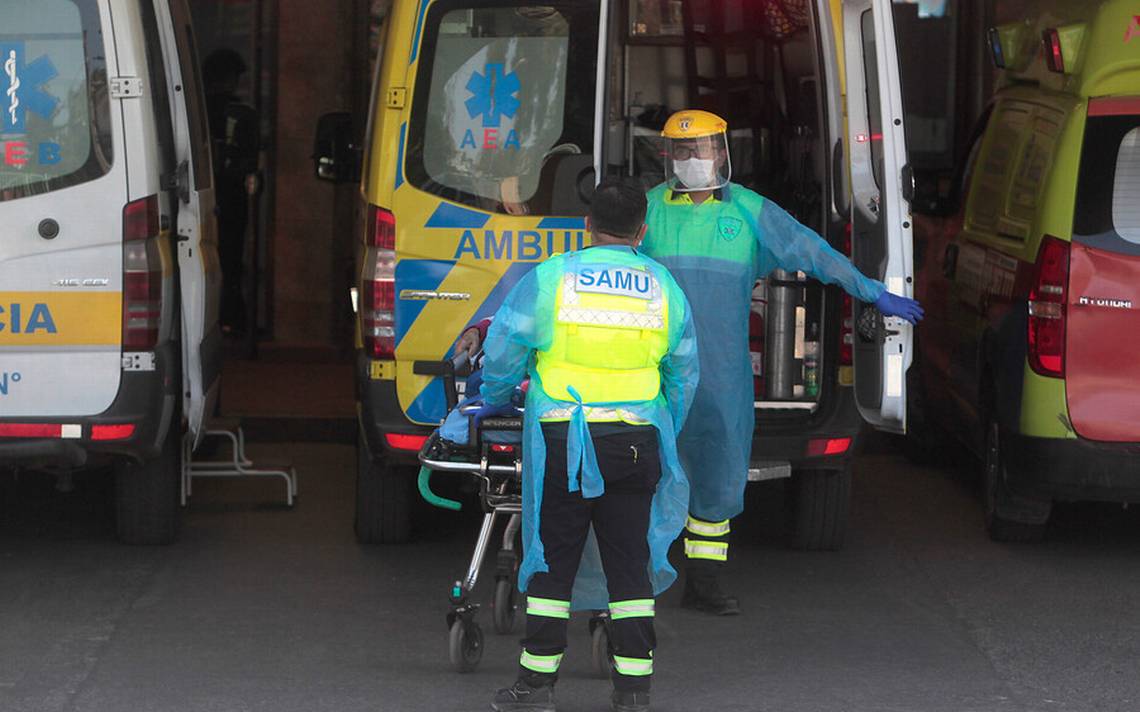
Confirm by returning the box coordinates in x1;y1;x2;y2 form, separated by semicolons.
673;157;717;190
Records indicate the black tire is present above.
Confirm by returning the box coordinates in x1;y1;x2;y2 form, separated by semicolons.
114;415;182;545
355;433;413;544
789;466;851;551
590;618;613;678
983;420;1050;543
492;577;517;635
448;619;484;673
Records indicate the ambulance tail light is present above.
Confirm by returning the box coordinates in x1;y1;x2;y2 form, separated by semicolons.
122;195;162;351
841;223;854;366
363;205;396;359
1027;236;1070;378
806;437;852;457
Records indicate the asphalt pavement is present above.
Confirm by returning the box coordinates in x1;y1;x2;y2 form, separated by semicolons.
3;439;1140;712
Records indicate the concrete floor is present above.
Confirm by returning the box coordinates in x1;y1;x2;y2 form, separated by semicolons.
3;440;1140;712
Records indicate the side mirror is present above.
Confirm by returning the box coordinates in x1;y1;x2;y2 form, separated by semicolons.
313;112;361;184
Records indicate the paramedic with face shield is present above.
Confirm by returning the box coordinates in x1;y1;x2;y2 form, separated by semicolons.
643;110;923;616
478;179;699;712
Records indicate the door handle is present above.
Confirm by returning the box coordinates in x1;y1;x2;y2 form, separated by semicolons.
942;243;959;280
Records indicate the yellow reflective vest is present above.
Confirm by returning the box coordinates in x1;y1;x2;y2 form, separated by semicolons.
534;258;670;413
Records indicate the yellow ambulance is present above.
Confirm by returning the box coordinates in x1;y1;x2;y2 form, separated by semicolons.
316;0;918;547
911;0;1140;540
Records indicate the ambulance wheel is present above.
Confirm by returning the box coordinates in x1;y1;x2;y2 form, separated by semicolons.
492;578;518;635
590;620;614;678
983;420;1050;543
114;413;182;545
789;466;850;551
355;430;412;545
449;619;484;673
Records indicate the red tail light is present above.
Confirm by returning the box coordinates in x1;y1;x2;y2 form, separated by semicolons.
1043;29;1064;73
362;205;396;359
840;223;854;366
806;437;852;457
91;424;137;441
385;432;427;451
1027;236;1070;378
122;196;162;351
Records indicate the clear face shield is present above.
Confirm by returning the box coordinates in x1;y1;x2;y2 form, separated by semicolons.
665;133;732;192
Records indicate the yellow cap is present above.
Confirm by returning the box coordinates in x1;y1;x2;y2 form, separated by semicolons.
661;110;728;139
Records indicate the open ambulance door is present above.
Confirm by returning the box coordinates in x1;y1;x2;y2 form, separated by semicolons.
593;0;612;185
842;0;914;434
153;0;223;445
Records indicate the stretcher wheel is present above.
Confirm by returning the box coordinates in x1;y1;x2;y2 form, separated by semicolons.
449;618;484;673
590;617;614;678
492;578;518;635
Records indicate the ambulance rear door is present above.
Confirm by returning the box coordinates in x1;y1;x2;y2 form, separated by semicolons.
151;0;222;443
842;0;915;433
0;0;125;418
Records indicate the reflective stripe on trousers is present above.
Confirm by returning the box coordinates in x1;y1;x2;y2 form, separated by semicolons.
685;515;730;538
609;598;655;620
683;515;730;562
526;597;571;619
613;654;653;676
520;650;563;674
684;538;728;561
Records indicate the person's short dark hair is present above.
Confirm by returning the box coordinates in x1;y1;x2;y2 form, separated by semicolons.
589;177;647;240
203;49;248;86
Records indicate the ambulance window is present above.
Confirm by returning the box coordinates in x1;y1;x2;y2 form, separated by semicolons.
1074;111;1140;252
140;0;177;173
407;1;598;215
0;0;113;203
859;11;885;190
167;1;213;192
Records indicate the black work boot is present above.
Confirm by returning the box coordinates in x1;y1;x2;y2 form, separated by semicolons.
681;572;740;616
611;690;650;712
490;677;556;712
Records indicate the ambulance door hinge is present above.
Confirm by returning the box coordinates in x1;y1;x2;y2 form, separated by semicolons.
110;77;144;99
386;87;407;109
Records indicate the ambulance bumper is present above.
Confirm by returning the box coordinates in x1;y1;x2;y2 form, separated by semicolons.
0;342;179;468
1004;431;1140;503
356;354;432;465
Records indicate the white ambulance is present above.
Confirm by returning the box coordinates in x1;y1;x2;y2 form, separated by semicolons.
0;0;221;544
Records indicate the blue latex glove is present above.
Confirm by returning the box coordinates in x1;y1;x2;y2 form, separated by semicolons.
874;291;924;325
473;402;517;430
465;369;483;397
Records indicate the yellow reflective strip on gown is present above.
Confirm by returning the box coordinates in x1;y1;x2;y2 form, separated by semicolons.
613;655;653;676
685;516;731;538
684;538;728;561
520;650;563;673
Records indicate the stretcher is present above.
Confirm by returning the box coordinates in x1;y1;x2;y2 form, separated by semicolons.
415;353;525;673
416;354;619;675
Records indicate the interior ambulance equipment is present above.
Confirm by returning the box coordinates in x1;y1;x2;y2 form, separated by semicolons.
315;0;916;550
909;0;1140;541
0;0;222;544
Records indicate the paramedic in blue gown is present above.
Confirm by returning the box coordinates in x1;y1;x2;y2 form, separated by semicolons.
642;109;924;616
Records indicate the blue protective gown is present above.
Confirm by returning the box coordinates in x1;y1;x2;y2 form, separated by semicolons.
481;245;700;610
641;183;885;524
